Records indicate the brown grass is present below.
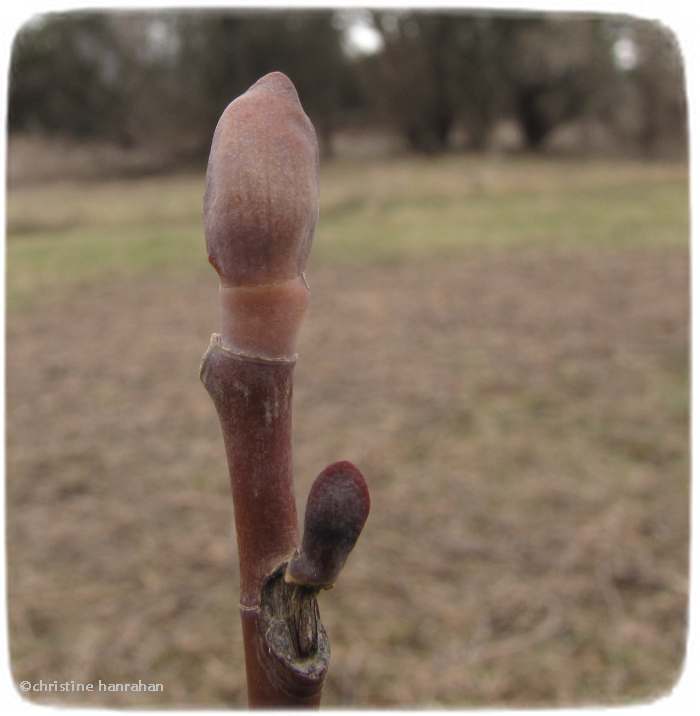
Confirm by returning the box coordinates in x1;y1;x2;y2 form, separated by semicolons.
6;157;688;707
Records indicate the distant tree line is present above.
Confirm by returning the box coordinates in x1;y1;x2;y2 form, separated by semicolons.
9;10;687;160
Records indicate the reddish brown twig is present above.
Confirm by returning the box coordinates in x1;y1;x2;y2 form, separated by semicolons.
200;72;369;708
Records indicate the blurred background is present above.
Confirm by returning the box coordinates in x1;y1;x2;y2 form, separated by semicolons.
6;8;688;708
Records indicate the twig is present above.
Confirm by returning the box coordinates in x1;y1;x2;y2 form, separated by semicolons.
200;72;370;708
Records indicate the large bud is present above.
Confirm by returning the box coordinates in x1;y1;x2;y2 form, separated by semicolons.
204;72;319;287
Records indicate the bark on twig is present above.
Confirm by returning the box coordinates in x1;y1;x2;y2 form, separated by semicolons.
201;338;329;706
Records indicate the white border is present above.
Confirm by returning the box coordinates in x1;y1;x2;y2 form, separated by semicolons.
0;1;695;714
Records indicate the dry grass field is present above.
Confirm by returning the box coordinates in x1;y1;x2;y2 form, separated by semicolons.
6;152;689;707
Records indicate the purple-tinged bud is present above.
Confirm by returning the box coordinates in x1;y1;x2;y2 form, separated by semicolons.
204;71;319;288
286;461;370;589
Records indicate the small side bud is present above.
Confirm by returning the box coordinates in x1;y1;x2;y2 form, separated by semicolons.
286;461;370;589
